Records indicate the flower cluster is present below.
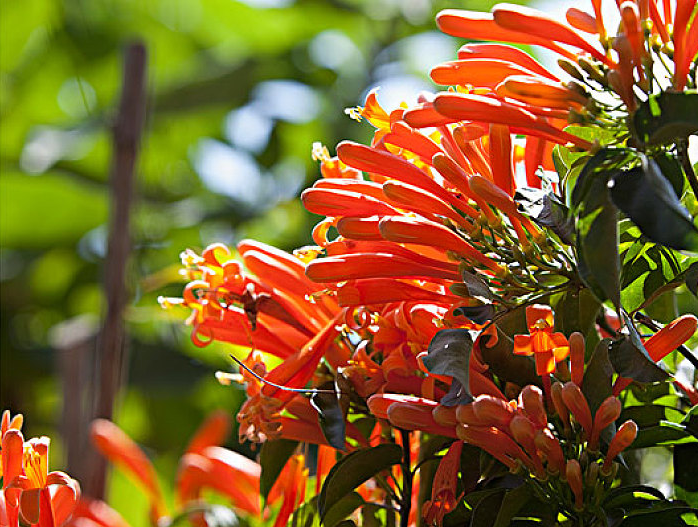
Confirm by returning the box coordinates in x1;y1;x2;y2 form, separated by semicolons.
163;1;698;525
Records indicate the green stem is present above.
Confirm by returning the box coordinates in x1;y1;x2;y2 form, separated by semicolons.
677;139;698;199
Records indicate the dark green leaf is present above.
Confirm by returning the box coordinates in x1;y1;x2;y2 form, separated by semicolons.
423;329;475;397
515;187;573;245
609;157;698;251
631;91;698;147
470;489;505;527
461;270;495;301
654;152;686;198
604;484;665;509
582;340;614;414
619;405;684;429
453;305;495;324
629;422;692;449
555;286;601;338
260;439;298;503
616;505;696;526
323;492;365;527
479;327;539;388
311;381;346;451
681;406;698;440
686;263;698;297
675;444;698;492
571;148;632;307
493;485;532;527
290;498;319;527
318;444;403;520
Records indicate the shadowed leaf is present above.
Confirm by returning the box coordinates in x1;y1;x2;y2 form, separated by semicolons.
318;444;402;520
260;439;298;503
609;157;698;251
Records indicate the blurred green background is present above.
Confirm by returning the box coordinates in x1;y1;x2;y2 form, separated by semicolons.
0;0;504;523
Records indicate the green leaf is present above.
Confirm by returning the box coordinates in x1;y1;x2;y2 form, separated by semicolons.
675;444;698;492
572;149;629;307
493;485;532;527
311;381;346;451
422;329;475;399
323;492;365;527
290;498;319;527
470;489;506;527
479;326;539;389
616;505;696;526
604;484;665;509
631;91;698;147
317;443;403;520
555;286;601;338
582;340;614;414
260;439;298;503
686;263;698;297
609;157;698;251
629;422;693;449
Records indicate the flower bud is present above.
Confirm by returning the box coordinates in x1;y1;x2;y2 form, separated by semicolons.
519;385;547;429
603;420;638;474
589;396;621;451
456;404;484;425
472;395;515;428
550;382;571;435
534;429;565;475
561;382;592;439
569;332;585;387
433;405;458;427
566;459;584;509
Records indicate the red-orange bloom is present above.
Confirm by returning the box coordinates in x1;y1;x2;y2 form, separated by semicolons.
513;305;570;375
422;441;464;527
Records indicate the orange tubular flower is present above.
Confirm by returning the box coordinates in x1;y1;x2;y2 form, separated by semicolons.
90;419;168;522
3;434;80;527
513;305;570;376
422;441;464;527
67;498;132;527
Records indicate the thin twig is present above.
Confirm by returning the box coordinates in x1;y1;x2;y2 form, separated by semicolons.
399;429;413;527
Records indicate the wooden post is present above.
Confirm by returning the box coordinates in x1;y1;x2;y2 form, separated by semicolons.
81;42;147;499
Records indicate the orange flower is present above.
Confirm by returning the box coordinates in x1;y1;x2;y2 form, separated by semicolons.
422;441;464;527
513;305;570;375
91;420;167;523
3;433;80;527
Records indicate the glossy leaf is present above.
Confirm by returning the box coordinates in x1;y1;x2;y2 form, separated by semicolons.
631;91;698;147
318;443;403;520
479;326;539;388
609;157;698;251
515;187;573;245
572;149;628;307
422;329;475;394
323;492;365;527
675;443;698;492
311;381;346;451
582;340;614;414
260;438;298;503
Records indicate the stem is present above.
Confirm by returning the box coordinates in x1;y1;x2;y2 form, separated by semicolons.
399;429;413;527
678;139;698;199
